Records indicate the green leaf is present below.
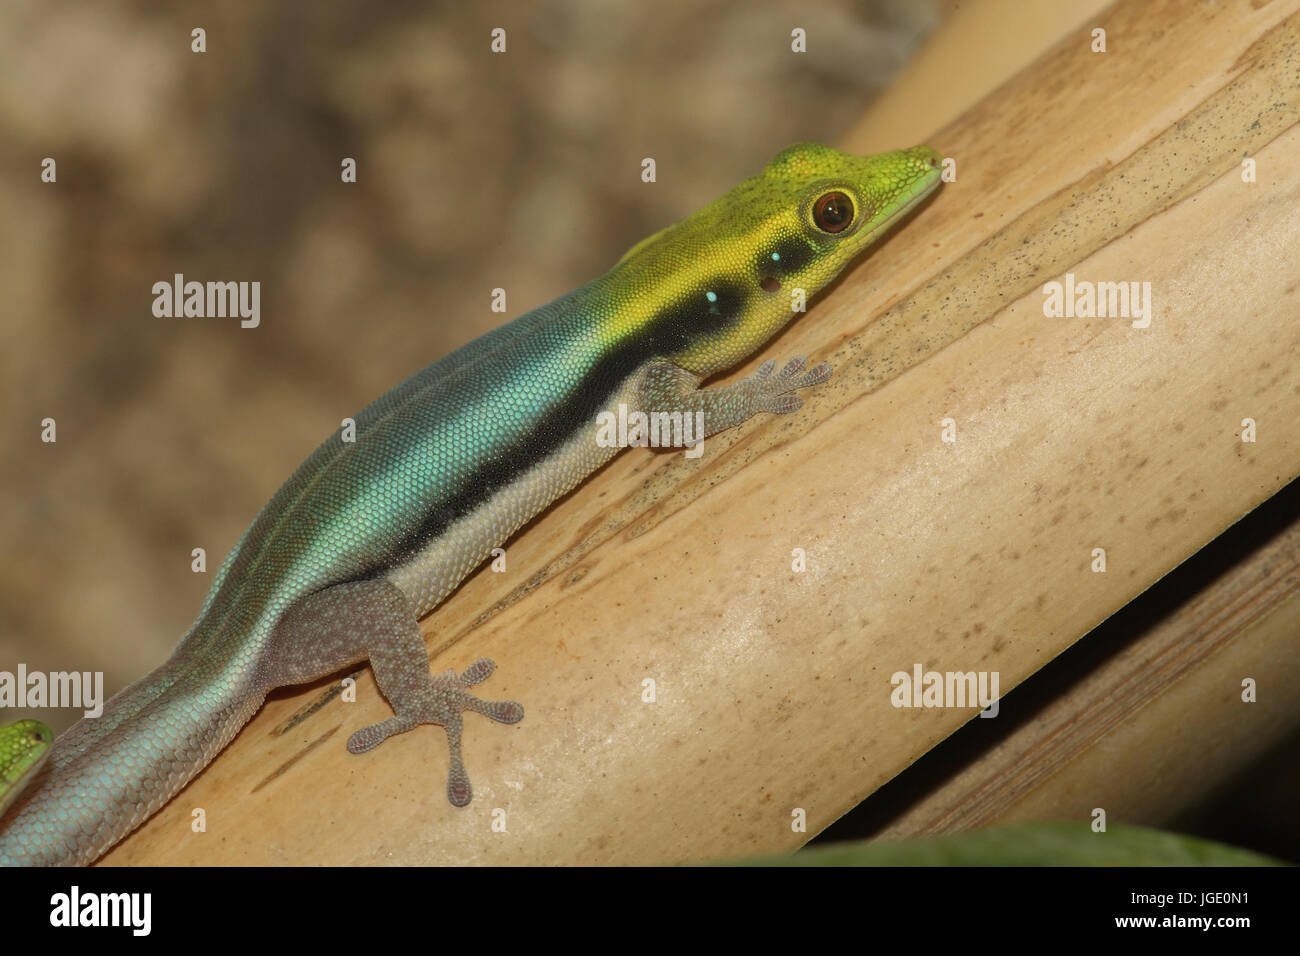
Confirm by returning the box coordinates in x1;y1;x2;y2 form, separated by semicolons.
721;821;1286;866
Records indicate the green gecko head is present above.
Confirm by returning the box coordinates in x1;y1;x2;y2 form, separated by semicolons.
0;719;53;816
610;143;942;376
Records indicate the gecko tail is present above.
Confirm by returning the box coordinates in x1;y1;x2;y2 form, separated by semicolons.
0;658;264;866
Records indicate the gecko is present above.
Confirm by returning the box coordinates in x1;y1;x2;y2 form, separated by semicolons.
0;143;941;865
0;721;52;818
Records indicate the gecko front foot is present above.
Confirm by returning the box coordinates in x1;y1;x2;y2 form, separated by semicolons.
747;356;833;414
348;657;524;807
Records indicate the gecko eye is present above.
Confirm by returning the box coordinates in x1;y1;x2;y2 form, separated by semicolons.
813;191;854;233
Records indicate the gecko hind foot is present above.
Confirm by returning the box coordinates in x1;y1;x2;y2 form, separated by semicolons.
347;657;523;807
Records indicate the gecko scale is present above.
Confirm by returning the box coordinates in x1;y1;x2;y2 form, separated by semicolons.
0;143;941;865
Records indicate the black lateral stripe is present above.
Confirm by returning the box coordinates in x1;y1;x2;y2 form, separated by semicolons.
759;237;815;277
644;281;745;353
378;280;750;566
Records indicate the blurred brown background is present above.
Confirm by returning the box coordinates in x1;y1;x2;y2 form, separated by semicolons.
0;0;938;734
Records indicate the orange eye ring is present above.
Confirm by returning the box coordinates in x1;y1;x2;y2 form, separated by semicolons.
813;191;854;233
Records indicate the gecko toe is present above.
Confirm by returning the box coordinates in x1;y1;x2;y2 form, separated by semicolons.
458;658;497;686
447;774;472;807
475;699;524;724
778;356;808;377
798;361;833;387
347;715;414;753
758;393;803;415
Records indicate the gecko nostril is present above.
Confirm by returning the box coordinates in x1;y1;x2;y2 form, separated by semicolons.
759;276;781;293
